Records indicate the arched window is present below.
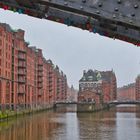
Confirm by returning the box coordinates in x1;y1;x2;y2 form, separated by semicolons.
6;81;10;103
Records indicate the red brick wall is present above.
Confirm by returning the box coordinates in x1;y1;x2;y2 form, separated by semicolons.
0;25;12;109
117;84;135;101
135;77;140;100
0;24;67;110
102;81;111;103
78;90;100;104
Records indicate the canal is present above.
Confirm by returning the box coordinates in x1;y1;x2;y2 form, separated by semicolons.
0;105;140;140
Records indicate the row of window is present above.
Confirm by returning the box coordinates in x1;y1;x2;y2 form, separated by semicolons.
0;30;12;42
0;68;10;77
0;81;11;103
0;59;11;68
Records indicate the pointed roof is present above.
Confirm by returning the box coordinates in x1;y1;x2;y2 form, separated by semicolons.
79;69;114;82
79;69;98;82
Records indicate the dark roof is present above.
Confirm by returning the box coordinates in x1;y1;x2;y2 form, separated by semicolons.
79;69;114;82
0;23;16;32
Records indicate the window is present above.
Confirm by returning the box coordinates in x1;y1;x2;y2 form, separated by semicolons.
0;31;2;36
0;40;2;46
6;34;8;41
6;52;8;58
6;43;8;50
6;62;7;68
5;71;7;77
6;81;10;103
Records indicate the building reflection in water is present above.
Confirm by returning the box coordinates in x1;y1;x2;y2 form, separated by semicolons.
116;105;140;140
0;105;140;140
0;112;63;140
77;108;117;140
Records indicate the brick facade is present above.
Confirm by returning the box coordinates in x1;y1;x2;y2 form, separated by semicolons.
0;23;67;110
135;76;140;101
78;89;101;104
117;83;135;101
78;69;117;104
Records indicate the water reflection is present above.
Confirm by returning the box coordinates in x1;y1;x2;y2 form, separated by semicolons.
77;109;117;140
0;105;140;140
0;112;64;140
116;105;140;140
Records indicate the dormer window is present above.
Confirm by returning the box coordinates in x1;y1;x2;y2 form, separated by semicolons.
88;76;93;80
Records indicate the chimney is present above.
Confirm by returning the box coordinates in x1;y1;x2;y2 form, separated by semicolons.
37;49;42;56
83;70;86;75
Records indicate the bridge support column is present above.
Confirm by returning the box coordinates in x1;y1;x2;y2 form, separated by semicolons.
77;103;109;112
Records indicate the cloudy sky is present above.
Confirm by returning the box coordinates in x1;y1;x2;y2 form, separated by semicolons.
0;9;140;89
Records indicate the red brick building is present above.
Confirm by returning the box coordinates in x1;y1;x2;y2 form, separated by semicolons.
78;69;117;104
78;89;101;104
0;23;67;110
117;83;135;101
135;76;140;101
0;23;13;109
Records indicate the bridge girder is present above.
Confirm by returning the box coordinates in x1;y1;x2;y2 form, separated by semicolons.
0;0;140;46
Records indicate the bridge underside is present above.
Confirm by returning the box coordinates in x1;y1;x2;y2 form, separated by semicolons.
0;0;140;46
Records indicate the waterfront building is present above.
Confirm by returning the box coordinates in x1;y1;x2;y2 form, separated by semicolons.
117;83;135;101
78;69;117;104
0;23;67;110
135;75;140;101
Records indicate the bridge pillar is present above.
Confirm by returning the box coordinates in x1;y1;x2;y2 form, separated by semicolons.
77;103;109;112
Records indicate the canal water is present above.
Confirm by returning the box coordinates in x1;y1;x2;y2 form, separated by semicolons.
0;105;140;140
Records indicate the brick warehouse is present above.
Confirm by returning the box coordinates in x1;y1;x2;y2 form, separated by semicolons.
0;23;67;110
78;69;117;104
135;75;140;101
117;83;135;101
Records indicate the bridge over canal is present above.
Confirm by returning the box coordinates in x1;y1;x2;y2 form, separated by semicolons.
54;101;140;112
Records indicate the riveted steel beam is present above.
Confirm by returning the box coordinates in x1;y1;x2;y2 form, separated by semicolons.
0;0;140;46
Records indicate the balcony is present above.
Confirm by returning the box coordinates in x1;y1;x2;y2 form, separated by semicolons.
38;78;43;83
38;92;42;96
18;70;26;76
18;77;26;84
18;49;26;53
38;72;43;77
18;52;26;61
48;85;52;88
49;89;53;92
18;55;26;61
48;76;52;79
38;64;43;66
38;66;43;72
49;72;53;75
49;80;52;83
38;83;43;89
18;91;25;95
18;62;26;68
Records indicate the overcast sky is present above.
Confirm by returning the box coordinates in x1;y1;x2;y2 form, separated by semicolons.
0;9;140;89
